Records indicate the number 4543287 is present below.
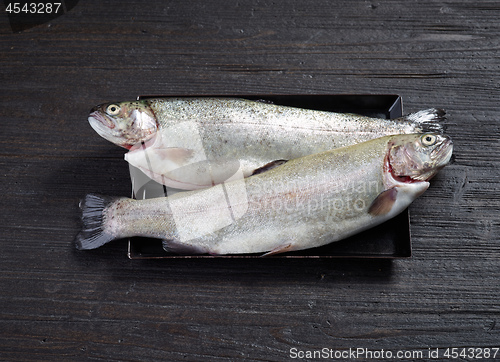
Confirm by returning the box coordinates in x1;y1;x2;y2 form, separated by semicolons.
5;3;63;14
444;347;499;359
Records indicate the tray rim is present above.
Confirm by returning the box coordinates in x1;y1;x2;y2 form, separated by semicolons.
127;94;412;259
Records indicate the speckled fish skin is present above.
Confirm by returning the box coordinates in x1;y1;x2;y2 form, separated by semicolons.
75;133;453;255
88;98;445;190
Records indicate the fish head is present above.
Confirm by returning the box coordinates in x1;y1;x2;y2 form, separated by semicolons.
88;101;158;149
387;133;453;184
369;133;453;217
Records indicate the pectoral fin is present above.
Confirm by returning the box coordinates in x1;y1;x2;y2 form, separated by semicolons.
261;243;294;257
368;187;398;216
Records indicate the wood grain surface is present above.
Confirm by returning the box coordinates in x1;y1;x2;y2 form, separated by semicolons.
1;0;499;360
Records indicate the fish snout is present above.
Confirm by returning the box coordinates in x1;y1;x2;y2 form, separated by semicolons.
431;137;453;164
88;110;116;129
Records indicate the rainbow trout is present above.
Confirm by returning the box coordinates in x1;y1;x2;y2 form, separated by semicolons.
75;133;452;255
88;98;445;190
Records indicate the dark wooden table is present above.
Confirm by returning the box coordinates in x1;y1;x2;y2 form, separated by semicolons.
1;1;499;360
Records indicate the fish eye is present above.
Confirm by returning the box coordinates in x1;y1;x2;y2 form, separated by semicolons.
421;134;437;146
106;104;121;116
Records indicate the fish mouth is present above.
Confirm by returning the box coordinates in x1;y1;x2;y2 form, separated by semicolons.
88;114;113;140
422;138;453;181
88;111;115;129
387;161;423;184
88;115;108;136
431;138;453;164
88;112;130;148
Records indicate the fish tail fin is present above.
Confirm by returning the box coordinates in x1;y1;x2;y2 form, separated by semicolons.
400;108;446;133
75;193;121;250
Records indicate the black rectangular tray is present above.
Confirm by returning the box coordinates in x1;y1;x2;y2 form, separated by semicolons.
127;94;411;259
